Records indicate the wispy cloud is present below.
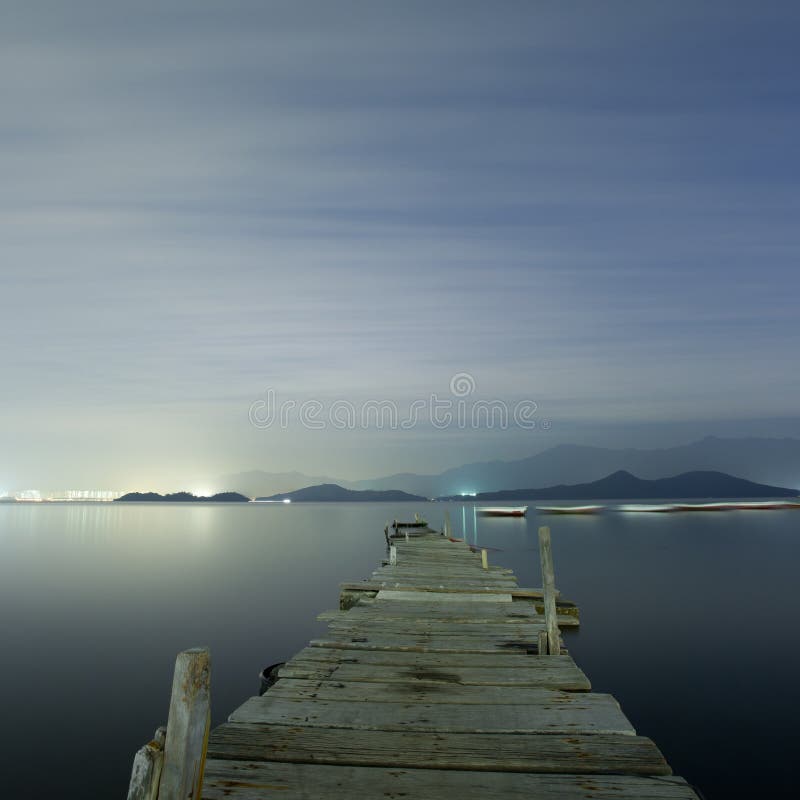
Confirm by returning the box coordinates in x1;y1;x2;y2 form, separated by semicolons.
2;1;799;486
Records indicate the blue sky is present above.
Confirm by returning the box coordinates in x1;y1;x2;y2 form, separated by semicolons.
1;1;799;490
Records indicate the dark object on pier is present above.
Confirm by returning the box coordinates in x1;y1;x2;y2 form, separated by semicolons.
259;663;285;696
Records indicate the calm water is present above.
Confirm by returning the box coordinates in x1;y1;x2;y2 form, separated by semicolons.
0;501;798;798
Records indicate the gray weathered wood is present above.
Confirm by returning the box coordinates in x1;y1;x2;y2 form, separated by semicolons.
372;566;516;578
538;629;549;655
263;677;594;706
375;589;513;602
159;647;211;800
309;635;562;655
318;604;540;622
325;619;546;636
228;694;635;734
278;661;589;690
208;723;671;775
320;601;577;626
370;575;518;588
201;760;701;799
193;522;697;799
538;526;560;655
341;581;559;598
127;738;164;800
285;645;583;670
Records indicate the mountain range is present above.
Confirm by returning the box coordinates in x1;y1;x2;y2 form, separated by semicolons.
220;436;800;497
256;484;425;502
117;491;250;503
451;470;796;501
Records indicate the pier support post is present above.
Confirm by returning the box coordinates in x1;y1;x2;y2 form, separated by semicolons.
443;510;452;537
481;548;489;569
159;647;211;800
127;727;166;800
538;526;560;655
537;630;549;656
389;545;397;565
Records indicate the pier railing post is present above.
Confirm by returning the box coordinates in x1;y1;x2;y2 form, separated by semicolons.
158;647;211;800
389;544;397;565
481;548;489;569
538;526;560;655
127;726;167;800
443;510;452;537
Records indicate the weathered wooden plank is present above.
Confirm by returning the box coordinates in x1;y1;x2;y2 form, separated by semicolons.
355;595;579;614
228;695;634;734
264;678;598;707
372;568;517;581
285;646;582;670
370;579;519;590
309;635;557;655
202;760;700;799
317;626;551;643
207;723;671;775
277;662;590;690
319;606;579;627
375;589;514;602
384;555;513;567
318;605;541;622
341;581;555;598
324;620;547;637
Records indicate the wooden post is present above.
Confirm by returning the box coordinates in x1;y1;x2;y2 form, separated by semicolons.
481;548;489;570
127;727;166;800
443;510;451;537
538;526;560;656
389;545;397;565
537;630;549;656
159;647;211;800
405;530;409;542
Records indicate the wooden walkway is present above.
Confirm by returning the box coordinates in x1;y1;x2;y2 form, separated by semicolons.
195;523;701;799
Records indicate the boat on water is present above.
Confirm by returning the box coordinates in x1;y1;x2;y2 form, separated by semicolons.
476;506;527;517
726;500;800;510
673;502;734;512
617;504;678;513
537;505;603;515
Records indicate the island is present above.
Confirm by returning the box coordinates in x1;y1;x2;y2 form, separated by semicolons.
115;491;251;503
439;470;797;501
256;483;427;502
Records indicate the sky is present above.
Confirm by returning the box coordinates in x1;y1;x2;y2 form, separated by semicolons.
1;1;799;492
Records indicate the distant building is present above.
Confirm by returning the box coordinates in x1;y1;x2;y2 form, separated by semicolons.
47;489;122;501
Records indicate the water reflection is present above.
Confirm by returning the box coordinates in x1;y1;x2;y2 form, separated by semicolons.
0;501;798;798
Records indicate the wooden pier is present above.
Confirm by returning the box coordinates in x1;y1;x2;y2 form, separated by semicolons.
128;519;701;800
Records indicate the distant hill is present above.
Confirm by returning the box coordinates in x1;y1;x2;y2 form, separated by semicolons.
116;491;250;503
218;469;348;499
350;436;800;496
444;470;797;501
220;437;800;498
257;483;426;502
